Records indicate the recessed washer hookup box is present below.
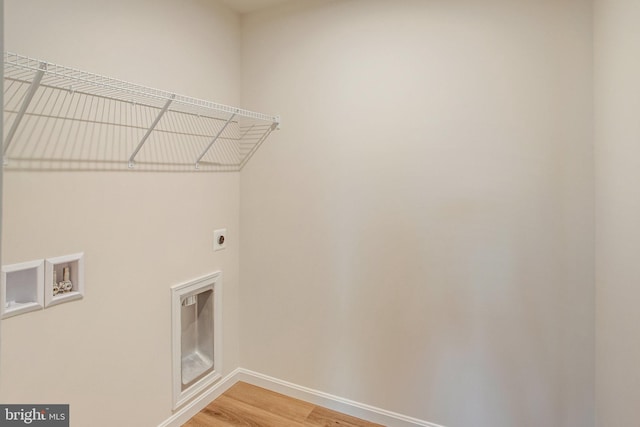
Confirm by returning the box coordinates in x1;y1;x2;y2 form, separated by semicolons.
0;405;69;426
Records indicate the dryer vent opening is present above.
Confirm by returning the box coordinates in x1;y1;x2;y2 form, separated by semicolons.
171;272;222;409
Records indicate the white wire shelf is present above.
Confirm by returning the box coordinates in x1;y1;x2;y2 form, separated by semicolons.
3;52;279;171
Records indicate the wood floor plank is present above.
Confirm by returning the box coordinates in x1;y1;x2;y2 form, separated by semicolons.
182;409;238;427
223;382;315;423
303;406;385;427
182;382;385;427
202;394;305;427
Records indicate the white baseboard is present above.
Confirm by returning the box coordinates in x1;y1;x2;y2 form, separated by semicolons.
157;367;241;427
157;367;445;427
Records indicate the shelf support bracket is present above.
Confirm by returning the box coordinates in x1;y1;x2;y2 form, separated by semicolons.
3;62;47;165
239;127;274;170
239;124;255;139
128;94;175;168
195;112;236;169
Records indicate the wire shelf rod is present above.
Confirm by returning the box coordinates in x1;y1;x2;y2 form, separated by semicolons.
195;112;236;169
128;94;175;168
3;62;46;161
4;109;247;142
6;77;249;127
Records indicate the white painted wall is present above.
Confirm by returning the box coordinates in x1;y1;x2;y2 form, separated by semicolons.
2;1;607;426
594;1;640;426
1;1;241;426
239;1;594;426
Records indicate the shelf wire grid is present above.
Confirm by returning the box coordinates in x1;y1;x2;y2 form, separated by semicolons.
3;52;279;171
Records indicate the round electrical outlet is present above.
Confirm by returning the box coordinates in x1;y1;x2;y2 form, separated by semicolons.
213;229;227;251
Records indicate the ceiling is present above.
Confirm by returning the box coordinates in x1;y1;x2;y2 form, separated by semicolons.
219;0;293;14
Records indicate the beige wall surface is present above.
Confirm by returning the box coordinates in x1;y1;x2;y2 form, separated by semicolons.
594;0;640;426
1;1;241;426
239;1;594;426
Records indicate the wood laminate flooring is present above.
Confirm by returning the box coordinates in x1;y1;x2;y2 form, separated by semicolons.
182;381;385;427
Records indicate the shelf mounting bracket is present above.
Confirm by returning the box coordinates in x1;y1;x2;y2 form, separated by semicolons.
128;94;175;168
195;111;236;169
3;62;47;165
238;126;274;170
